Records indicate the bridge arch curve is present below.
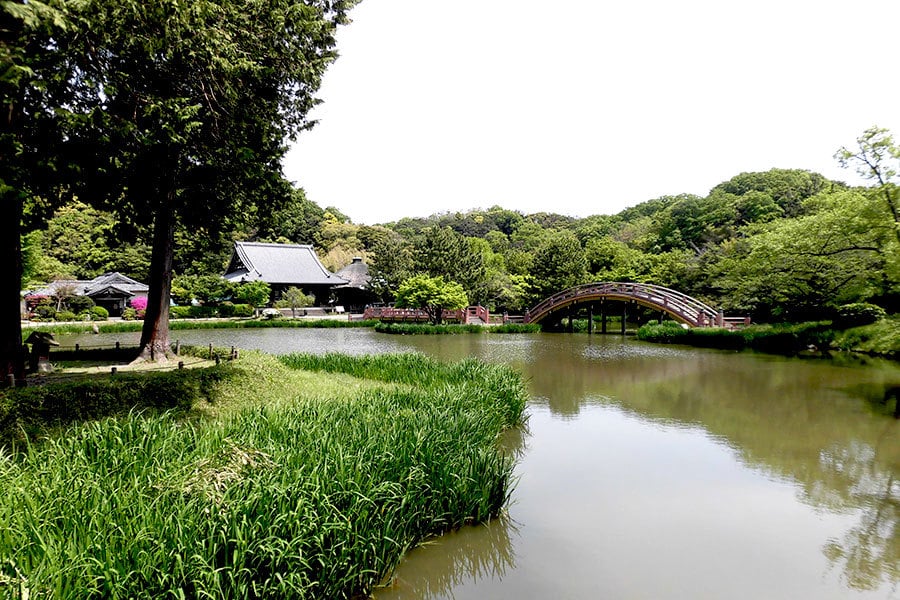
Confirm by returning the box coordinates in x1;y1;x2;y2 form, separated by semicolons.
524;282;726;328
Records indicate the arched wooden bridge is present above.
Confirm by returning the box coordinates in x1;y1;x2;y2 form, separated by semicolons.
524;282;747;328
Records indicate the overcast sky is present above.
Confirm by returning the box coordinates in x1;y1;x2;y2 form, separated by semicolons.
282;0;900;225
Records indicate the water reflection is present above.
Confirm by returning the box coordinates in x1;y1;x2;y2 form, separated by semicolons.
377;517;519;600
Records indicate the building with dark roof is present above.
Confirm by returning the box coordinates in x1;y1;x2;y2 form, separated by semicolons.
26;272;149;317
223;242;348;304
332;257;378;313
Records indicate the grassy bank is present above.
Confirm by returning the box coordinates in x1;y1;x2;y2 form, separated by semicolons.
832;316;900;358
636;320;836;354
0;352;528;599
27;317;379;335
374;322;541;335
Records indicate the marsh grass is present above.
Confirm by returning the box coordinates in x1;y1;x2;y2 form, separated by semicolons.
636;320;836;354
0;351;528;599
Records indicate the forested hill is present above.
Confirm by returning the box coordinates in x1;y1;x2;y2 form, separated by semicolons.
23;166;899;322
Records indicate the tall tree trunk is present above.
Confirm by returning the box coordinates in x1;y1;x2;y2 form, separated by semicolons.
135;194;176;362
1;194;25;385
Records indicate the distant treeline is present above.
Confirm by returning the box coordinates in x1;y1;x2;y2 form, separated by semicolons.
24;166;899;323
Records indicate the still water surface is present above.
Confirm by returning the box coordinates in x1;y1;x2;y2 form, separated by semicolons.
61;329;900;598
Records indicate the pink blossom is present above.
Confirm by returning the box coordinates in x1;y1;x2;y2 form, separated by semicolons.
130;296;148;311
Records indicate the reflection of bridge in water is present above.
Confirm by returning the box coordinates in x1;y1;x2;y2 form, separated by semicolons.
524;282;749;332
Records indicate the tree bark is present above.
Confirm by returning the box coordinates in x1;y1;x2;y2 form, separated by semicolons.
135;194;176;363
1;194;25;385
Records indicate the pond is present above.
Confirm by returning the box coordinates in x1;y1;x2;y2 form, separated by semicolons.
58;328;900;598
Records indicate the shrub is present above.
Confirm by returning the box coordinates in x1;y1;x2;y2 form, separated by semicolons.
121;307;139;321
130;296;148;311
76;311;93;321
90;306;109;321
55;311;77;322
231;303;254;317
169;306;191;319
834;303;887;329
33;304;57;320
188;305;218;319
636;321;690;343
217;301;236;317
67;295;95;313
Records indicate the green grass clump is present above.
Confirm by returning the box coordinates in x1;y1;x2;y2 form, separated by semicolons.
0;351;528;599
374;322;541;335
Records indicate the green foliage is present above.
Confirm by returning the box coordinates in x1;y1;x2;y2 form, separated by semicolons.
834;303;888;329
233;281;271;308
832;316;900;357
188;306;219;319
637;321;836;354
86;306;107;320
375;322;541;335
66;294;94;313
275;287;315;316
394;274;469;325
168;306;190;319
414;226;487;301
173;275;234;306
55;310;77;322
529;230;588;303
122;307;139;321
636;321;690;343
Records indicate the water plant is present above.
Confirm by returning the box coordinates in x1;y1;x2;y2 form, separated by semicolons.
0;351;528;599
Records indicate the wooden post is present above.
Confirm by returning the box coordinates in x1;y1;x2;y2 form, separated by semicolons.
567;308;573;333
587;303;593;334
175;340;181;355
111;367;117;375
208;343;213;358
658;311;664;324
601;302;607;334
215;354;220;366
115;341;120;350
178;361;184;369
621;303;627;335
75;343;79;352
7;374;14;387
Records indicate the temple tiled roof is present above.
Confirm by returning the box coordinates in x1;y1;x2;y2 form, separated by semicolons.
333;257;371;290
223;242;348;286
26;272;148;298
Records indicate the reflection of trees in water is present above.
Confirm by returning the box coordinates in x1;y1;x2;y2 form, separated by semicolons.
820;443;899;591
531;343;900;593
377;516;518;600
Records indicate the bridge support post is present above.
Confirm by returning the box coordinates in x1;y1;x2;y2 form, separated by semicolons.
567;307;574;333
621;303;627;335
601;302;607;334
587;303;593;334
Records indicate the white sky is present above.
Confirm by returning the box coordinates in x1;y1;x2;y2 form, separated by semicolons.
283;0;900;225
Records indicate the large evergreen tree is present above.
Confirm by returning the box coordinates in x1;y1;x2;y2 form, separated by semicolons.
59;0;357;361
